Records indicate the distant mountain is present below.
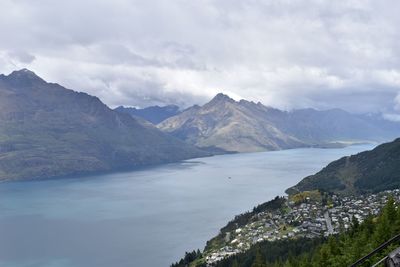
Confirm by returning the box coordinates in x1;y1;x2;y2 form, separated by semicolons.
158;93;400;153
115;105;181;124
271;108;399;145
159;93;306;152
286;138;400;195
0;69;207;181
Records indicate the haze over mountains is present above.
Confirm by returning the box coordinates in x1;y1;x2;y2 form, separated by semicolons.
0;69;206;181
158;93;400;153
115;105;181;124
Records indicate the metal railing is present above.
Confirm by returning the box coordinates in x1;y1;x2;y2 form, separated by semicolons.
350;233;400;267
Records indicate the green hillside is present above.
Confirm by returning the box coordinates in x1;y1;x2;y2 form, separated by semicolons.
286;138;400;195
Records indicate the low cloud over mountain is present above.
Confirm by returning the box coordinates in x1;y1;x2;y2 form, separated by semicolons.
0;1;400;117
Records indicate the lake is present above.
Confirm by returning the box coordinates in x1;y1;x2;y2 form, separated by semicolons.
0;144;375;267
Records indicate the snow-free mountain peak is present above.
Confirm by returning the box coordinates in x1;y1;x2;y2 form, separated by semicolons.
1;68;46;86
158;93;400;153
0;69;207;181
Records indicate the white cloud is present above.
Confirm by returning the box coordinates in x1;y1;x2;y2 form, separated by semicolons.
394;93;400;111
7;50;36;64
383;113;400;122
0;0;400;113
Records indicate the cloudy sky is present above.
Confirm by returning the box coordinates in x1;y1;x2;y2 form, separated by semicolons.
1;0;400;117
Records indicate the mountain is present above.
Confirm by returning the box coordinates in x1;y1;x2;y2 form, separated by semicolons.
114;105;181;124
158;94;306;152
158;93;400;153
286;138;400;195
0;69;207;181
270;108;398;145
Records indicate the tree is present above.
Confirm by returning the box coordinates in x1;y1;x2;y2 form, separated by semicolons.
351;215;359;233
251;247;267;267
385;196;397;223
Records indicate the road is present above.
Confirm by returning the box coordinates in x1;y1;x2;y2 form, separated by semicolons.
324;211;334;235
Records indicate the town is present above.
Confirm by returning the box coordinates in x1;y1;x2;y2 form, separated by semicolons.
205;189;400;265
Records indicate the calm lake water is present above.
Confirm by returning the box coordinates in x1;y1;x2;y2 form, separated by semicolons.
0;144;375;267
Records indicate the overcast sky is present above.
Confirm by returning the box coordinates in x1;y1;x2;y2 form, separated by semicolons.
1;0;400;117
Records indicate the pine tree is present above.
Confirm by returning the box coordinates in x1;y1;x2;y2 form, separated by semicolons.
374;204;392;245
252;247;267;267
351;215;359;233
386;196;397;223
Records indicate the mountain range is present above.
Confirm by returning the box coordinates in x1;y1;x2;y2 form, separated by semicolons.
0;69;207;181
158;93;400;153
1;69;399;181
286;137;400;195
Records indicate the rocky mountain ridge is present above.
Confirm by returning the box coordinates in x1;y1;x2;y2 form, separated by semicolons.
158;93;400;152
0;69;207;181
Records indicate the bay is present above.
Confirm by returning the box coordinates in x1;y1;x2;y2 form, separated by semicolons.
0;144;374;267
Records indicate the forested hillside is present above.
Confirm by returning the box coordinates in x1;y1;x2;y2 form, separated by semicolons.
287;138;400;195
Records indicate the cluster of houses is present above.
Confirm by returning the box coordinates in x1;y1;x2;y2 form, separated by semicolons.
205;189;400;265
327;190;400;233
